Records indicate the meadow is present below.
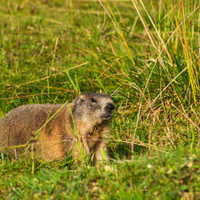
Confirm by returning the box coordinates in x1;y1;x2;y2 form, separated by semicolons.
0;0;200;199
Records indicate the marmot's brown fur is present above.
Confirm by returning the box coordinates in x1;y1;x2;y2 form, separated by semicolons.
0;92;115;164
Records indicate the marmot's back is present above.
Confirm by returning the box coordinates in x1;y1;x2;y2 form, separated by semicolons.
0;104;65;152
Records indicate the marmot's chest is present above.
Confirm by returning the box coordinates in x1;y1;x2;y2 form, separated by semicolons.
86;128;103;149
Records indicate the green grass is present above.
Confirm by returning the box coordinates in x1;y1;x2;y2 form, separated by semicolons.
1;148;200;199
0;0;200;199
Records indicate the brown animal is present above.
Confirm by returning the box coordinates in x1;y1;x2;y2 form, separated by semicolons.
0;92;115;164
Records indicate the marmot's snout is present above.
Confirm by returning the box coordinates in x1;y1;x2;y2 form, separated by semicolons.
106;103;115;111
102;102;115;120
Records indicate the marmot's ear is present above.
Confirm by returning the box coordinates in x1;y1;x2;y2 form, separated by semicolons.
77;94;86;104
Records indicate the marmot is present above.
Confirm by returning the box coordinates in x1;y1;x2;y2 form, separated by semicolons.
0;92;115;165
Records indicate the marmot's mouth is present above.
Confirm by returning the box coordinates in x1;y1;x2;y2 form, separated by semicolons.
101;113;113;120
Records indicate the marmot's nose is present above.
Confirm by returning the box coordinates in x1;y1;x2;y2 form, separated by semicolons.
106;103;115;111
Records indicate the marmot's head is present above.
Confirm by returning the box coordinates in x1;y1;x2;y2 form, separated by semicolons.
72;92;115;126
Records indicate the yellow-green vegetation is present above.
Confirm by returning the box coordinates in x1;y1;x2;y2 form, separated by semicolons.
0;0;200;199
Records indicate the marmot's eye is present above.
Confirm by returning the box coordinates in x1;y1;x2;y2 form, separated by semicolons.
91;98;97;103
